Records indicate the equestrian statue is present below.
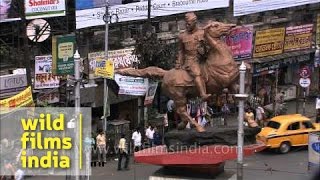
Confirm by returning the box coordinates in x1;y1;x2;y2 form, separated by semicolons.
117;12;251;132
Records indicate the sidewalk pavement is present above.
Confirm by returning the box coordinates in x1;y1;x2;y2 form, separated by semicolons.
225;97;318;126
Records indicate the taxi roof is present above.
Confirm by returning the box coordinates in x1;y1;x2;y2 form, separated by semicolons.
270;114;310;123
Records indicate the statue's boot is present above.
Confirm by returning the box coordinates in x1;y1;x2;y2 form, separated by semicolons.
195;76;211;101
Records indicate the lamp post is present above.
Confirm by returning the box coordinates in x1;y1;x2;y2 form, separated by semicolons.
74;50;81;180
102;0;110;134
234;61;248;180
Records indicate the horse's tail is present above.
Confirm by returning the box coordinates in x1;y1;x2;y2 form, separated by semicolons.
116;66;167;78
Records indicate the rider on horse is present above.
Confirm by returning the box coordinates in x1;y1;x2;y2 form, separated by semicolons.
175;12;211;101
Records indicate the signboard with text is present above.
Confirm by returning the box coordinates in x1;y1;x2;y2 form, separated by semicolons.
284;24;313;52
88;48;138;78
114;74;148;96
34;55;60;89
52;34;75;75
224;25;253;60
76;0;229;29
253;27;285;58
234;0;319;16
0;0;66;23
0;74;27;93
144;81;158;106
94;60;114;79
25;0;66;19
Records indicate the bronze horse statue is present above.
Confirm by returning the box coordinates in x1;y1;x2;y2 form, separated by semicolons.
117;21;251;132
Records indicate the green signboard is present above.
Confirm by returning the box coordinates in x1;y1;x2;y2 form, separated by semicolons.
52;34;75;75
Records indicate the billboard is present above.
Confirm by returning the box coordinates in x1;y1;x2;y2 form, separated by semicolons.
52;34;76;75
114;74;148;96
234;0;320;17
0;0;66;23
0;86;33;111
34;55;60;89
88;48;138;78
253;27;285;58
76;0;229;29
25;0;66;19
284;24;313;52
224;25;253;60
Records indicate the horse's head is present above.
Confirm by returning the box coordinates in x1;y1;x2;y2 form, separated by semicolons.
204;21;236;38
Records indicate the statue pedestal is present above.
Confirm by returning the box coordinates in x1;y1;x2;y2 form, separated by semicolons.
134;142;265;177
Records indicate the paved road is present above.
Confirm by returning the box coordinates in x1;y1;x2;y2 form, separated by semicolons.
26;97;320;180
28;147;317;180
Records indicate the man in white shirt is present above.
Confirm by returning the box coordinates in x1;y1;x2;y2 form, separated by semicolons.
132;128;142;152
96;129;107;166
145;125;155;147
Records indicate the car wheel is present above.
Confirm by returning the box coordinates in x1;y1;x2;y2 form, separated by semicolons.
279;142;291;154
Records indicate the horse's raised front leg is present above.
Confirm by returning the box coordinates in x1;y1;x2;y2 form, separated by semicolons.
174;98;205;132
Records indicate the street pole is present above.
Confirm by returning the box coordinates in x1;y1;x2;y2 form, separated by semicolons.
235;61;248;180
74;50;81;180
303;88;306;115
103;0;109;133
19;1;32;86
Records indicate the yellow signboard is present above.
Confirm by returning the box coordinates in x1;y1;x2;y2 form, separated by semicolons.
94;60;114;79
0;86;34;114
253;27;285;58
284;24;313;52
317;14;320;46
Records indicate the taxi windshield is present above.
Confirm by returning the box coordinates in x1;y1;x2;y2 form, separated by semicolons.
266;121;281;129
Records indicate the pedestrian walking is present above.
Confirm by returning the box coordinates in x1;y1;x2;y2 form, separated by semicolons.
117;134;129;171
96;129;107;166
132;128;142;152
145;125;154;147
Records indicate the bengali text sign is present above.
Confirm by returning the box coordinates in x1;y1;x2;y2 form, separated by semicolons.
284;24;313;52
253;27;285;58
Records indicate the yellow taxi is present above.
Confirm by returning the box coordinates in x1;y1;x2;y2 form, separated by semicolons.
256;114;320;153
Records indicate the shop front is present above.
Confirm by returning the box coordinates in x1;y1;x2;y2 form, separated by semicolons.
252;51;315;105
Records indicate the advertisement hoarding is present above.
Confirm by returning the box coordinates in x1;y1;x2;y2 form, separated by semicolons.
95;59;114;79
308;132;320;169
88;48;138;78
224;25;253;60
253;27;285;58
25;0;66;19
35;55;60;89
114;74;148;96
284;24;313;52
234;0;320;16
52;34;76;75
0;0;66;23
76;0;229;29
144;81;158;106
0;74;27;93
0;86;33;112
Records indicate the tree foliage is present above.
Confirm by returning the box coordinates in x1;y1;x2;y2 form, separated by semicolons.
133;28;177;70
